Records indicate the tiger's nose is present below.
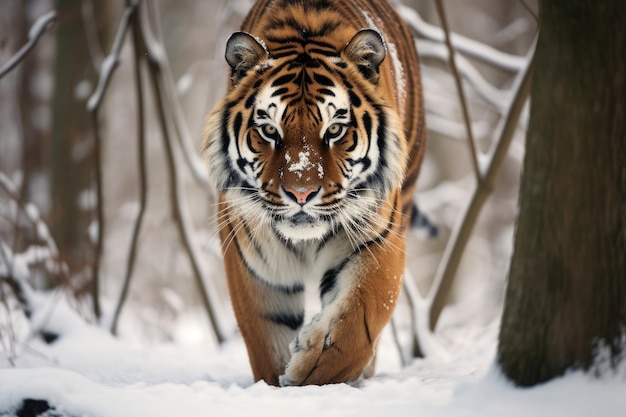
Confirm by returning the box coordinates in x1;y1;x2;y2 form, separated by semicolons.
282;185;320;205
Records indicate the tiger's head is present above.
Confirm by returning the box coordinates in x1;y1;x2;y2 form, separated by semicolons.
203;29;407;243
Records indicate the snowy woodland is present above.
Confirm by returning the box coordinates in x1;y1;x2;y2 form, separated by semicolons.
0;0;625;416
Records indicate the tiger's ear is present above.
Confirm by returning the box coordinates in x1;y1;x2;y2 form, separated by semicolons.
342;29;386;84
225;32;269;86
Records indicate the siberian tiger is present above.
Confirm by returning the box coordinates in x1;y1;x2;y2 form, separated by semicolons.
202;0;426;386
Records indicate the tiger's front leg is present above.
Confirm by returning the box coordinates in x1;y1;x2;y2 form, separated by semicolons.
219;206;306;386
279;222;406;386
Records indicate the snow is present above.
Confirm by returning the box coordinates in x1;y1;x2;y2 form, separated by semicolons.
1;292;624;417
287;150;311;176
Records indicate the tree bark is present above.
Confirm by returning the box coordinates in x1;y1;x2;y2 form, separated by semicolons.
50;0;95;279
497;1;626;387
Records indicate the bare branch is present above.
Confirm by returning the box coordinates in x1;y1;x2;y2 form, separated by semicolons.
81;0;106;71
428;40;537;332
402;273;425;359
140;3;213;192
0;11;57;80
434;0;481;181
416;39;511;112
0;173;61;261
87;2;138;321
138;3;226;344
389;315;410;367
0;172;67;322
396;3;526;72
110;6;149;336
87;5;136;112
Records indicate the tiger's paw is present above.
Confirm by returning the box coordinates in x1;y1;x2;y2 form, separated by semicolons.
279;313;372;386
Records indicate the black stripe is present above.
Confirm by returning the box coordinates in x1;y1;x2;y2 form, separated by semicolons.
245;92;257;109
272;73;297;87
363;306;372;345
265;35;306;45
317;88;334;97
320;259;349;298
271;87;289;97
308;47;338;57
375;106;387;162
265;311;304;331
362;111;372;141
313;73;334;87
346;131;358;152
232;111;243;157
348;90;361;107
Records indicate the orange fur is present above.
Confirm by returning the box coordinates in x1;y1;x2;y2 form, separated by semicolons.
203;0;425;386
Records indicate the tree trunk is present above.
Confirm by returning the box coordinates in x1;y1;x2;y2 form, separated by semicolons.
50;0;95;280
497;1;626;387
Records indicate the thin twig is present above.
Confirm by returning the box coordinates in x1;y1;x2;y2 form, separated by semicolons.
141;2;212;191
0;173;66;321
87;2;138;322
0;244;32;320
89;112;104;321
87;5;136;112
428;40;537;332
138;3;226;344
0;173;61;260
111;4;147;336
517;0;539;23
402;270;425;358
389;315;409;367
0;11;57;80
434;0;481;181
81;0;105;71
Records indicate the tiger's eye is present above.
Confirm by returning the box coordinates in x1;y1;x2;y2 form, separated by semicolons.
327;124;341;135
324;123;346;143
258;124;281;144
263;125;277;136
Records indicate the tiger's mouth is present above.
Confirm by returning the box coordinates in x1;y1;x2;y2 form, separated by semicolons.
289;211;317;225
273;210;333;242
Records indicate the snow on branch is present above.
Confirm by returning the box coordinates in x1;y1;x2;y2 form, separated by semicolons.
0;11;57;80
417;39;511;113
87;4;136;112
395;3;527;72
0;172;72;362
85;2;139;322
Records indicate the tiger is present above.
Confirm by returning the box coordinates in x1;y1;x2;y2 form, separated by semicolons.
202;0;426;386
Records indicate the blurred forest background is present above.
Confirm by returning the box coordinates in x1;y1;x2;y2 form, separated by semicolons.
0;0;537;356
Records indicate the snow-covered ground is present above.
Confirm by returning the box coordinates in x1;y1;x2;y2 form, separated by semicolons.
1;292;624;417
